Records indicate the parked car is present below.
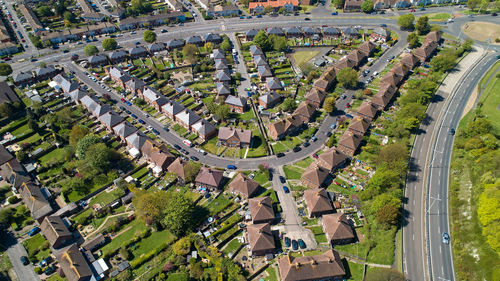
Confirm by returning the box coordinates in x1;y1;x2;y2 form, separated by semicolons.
284;237;291;247
312;153;319;159
126;101;132;106
291;240;298;250
303;142;310;147
311;136;318;142
279;176;286;183
298;239;306;249
276;152;285;158
198;149;207;155
331;12;338;15
20;256;29;265
326;132;332;137
130;113;138;119
138;119;146;124
292;146;301;152
163;126;170;131
44;265;55;275
190;156;199;161
227;164;237;170
151;128;159;135
28;227;40;237
283;186;290;193
449;128;455;135
173;144;181;150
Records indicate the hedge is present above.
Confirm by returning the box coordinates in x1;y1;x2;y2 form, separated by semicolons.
130;241;171;269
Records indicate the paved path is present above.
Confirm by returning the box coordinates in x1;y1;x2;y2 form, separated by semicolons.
0;231;39;281
229;33;252;97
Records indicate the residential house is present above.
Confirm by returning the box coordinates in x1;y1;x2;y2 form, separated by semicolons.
371;82;397;109
125;131;148;150
316;147;348;172
108;50;128;64
207;4;240;17
303;26;321;38
249;197;275;224
215;59;228;70
142;87;167;111
34;65;58;81
106;67;132;87
148;42;165;53
245;29;259;41
254;55;268;67
314;77;330;93
175;109;201;130
392;62;410;79
214;70;231;83
229;173;260;198
356;101;379;121
249;45;264;57
266;77;283;91
337;131;363;156
213;49;226;60
19;182;53;222
216;82;231;96
204;33;222;43
225;95;247;113
195;167;224;190
343;0;363;11
257;65;273;81
0;158;30;190
341;27;360;38
81;234;106;252
140;140;176;171
0;82;20;105
380;71;403;87
53;74;79;93
191;119;217;141
0;145;12;166
13;72;34;87
293;102;315;123
358;41;377;57
370;27;391;42
347;117;370;136
284;26;302;38
304;188;334;217
125;77;146;95
194;0;212;10
258;92;281;109
267;114;303;140
267;27;285;36
278;250;345;281
334;57;357;71
161;100;185;120
347;49;367;67
87;55;108;67
185;35;203;46
301;164;330;189
128;46;147;58
90;103;111;118
322;26;341;38
247;223;276;256
98;111;124;132
68;89;88;104
81;12;106;22
424;31;442;45
165;0;184;11
249;0;298;14
400;52;419;69
167;158;189;184
56;243;93;281
414;41;438;63
167;39;185;50
304;88;326;109
113;121;138;141
40;216;73;249
322;213;356;245
218;127;252;148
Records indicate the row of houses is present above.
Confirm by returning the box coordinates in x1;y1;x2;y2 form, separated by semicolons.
13;65;61;87
344;0;466;11
0;14;19;56
244;26;362;42
38;22;117;44
248;0;299;14
117;12;186;30
249;45;284;93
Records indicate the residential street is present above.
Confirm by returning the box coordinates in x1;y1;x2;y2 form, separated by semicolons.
0;231;39;281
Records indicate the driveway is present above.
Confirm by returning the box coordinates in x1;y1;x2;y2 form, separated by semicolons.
229;33;252;97
0;231;39;281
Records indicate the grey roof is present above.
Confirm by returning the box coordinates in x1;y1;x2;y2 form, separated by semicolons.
108;50;127;60
113;121;137;138
215;59;228;70
304;26;321;35
129;46;147;55
125;77;146;91
148;42;165;52
225;95;247;107
373;27;390;37
99;111;124;128
167;38;184;48
215;70;231;81
161;100;185;116
143;87;167;106
192;119;216;136
342;27;359;36
266;77;283;90
245;29;259;37
108;67;131;83
267;27;284;36
216;82;231;95
254;55;268;66
69;89;88;101
125;132;148;149
212;49;225;60
34;65;56;76
204;33;221;42
249;45;263;56
258;65;273;77
80;95;100;110
259;92;281;104
14;72;33;83
185;35;202;44
285;26;302;35
88;54;107;64
92;103;111;117
175;108;201;126
322;26;341;35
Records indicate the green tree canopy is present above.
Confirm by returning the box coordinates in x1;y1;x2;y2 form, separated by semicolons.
143;30;157;43
336;68;358;89
102;38;118;51
182;44;198;64
467;0;480;10
133;190;168;225
407;32;420;49
184;161;201;183
397;14;415;30
254;30;272;52
361;0;374;13
430;52;457;72
220;37;232;52
270;35;287;52
36;6;53;17
84;44;99;56
415;16;431;35
323;97;336;113
85;143;111;171
280;97;297;112
162;193;195;236
0;63;12;76
76;135;101;159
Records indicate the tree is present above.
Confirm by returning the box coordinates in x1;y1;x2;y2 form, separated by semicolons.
280;97;296;112
0;208;13;227
271;35;287;52
253;30;271;52
323;97;336;113
184;161;201;183
215;104;231;121
55;0;66;16
0;63;12;76
102;38;118;51
220;37;232;52
415;16;430;35
75;135;101;159
36;6;53;17
204;42;214;52
407;32;420;49
430;52;457;72
143;30;157;43
370;193;401;215
134;190;168;225
397;14;415;30
332;0;345;8
182;44;198;64
162;193;195;236
377;142;408;169
119;247;130;260
173;237;191;256
69;125;89;147
365;268;405;281
264;5;274;14
84;44;99;56
467;0;480;10
0;103;13;117
85;143;111;171
336;68;358;89
28;119;39;132
376;204;400;227
361;0;374;13
63;11;76;23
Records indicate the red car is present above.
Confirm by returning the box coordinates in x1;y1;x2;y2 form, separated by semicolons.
312;153;319;159
121;98;126;102
345;103;351;108
410;9;415;12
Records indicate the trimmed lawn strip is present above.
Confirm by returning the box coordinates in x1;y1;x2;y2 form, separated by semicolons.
283;165;303;180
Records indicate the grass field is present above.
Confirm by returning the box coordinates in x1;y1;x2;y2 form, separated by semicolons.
292;50;320;67
283;165;303;180
462;21;500;43
101;220;148;256
425;13;451;21
130;230;174;259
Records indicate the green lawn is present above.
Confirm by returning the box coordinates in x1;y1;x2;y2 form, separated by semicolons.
294;157;314;169
88;188;124;207
222;238;243;256
23;234;50;263
425;13;451;21
283;165;303;180
272;142;289;154
253;171;270;185
347;261;365;281
264;265;278;281
38;148;67;164
478;65;500;131
101;220;148;257
130;230;175;259
204;195;233;216
292;50;320;67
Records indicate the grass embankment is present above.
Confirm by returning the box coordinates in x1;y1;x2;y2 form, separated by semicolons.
449;62;500;280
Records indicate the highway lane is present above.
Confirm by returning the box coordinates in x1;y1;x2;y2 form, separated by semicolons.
427;52;498;281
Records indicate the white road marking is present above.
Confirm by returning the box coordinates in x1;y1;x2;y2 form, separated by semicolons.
442;266;444;275
413;234;415;240
440;246;442;254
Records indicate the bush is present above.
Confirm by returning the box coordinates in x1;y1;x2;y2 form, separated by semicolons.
34;267;42;274
7;196;20;204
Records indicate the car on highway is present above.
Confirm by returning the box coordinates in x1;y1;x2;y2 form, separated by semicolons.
227;164;237;170
442;232;450;244
190;156;199;161
279;176;286;183
345;103;351;108
291;240;298;250
304;17;310;20
380;23;387;27
163;126;169;132
284;237;291;247
298;239;306;249
183;139;193;147
292;146;301;152
239;16;244;19
246;16;252;19
161;29;168;33
198;149;207;155
283;186;290;193
257;14;262;18
276;152;285;158
311;136;317;142
20;256;29;265
331;12;338;15
449;128;455;135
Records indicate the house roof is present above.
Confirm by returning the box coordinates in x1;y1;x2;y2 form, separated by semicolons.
191;119;216;136
91;103;111;117
294;102;315;120
167;158;188;180
267;27;284;36
249;196;275;222
143;87;167;106
69;89;88;101
424;31;441;44
175;109;201;126
212;49;225;60
215;59;228;70
88;54;107;64
415;41;438;60
304;188;333;215
305;88;326;104
266;77;282;90
258;65;273;77
167;38;185;48
302;164;329;188
161;100;185;116
215;70;231;81
99;111;124;128
140;140;175;168
108;50;127;60
129;46;147;55
356;101;379;119
186;35;203;44
317;147;348;171
0;144;13;166
125;77;146;91
400;52;419;68
0;159;30;189
53;74;79;93
284;26;301;35
225;95;247;107
338;131;363;151
81;234;106;252
347;49;366;63
358;41;376;55
113;121;137;139
245;29;260;37
125;131;148;150
40;216;72;247
108;67;131;83
19;182;53;220
34;65;56;77
218;127;252;143
303;26;321;35
335;57;356;70
216;82;231;95
148;42;165;52
204;33;221;42
249;0;299;10
323;213;355;241
195;167;224;187
342;27;359;36
247;223;275;254
254;55;268;66
0;82;20;104
56;243;93;281
348;116;370;135
392;62;410;77
322;26;340;35
372;27;390;37
249;45;263;56
278;250;345;281
229;173;260;198
380;71;402;87
259;92;281;105
13;72;33;83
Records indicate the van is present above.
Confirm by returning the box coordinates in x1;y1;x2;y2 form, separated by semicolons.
183;139;193;147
